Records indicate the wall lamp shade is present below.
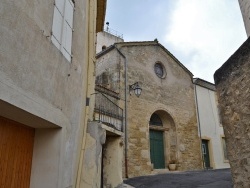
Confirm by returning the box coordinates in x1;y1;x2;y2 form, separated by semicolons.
129;82;142;97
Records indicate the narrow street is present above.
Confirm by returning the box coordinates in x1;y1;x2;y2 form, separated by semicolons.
123;169;232;188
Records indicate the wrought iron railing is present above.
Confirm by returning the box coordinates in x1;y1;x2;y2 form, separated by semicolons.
94;92;123;132
105;27;123;39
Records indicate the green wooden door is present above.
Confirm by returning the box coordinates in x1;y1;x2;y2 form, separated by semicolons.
150;130;165;169
202;140;211;168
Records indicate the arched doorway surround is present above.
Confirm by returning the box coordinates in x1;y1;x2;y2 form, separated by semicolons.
149;110;177;169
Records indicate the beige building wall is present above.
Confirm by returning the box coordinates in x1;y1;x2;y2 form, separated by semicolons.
0;0;106;187
96;41;203;178
194;79;230;169
96;31;124;53
238;0;250;37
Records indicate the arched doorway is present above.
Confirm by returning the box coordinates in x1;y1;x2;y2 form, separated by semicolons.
149;113;165;169
149;110;177;170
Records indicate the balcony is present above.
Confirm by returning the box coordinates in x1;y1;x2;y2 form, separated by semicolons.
93;86;123;132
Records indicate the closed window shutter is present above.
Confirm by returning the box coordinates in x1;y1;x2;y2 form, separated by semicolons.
65;0;74;28
62;0;74;61
51;0;74;62
51;7;63;48
55;0;64;13
51;0;65;48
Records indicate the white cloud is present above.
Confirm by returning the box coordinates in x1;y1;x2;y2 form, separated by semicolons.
164;0;246;82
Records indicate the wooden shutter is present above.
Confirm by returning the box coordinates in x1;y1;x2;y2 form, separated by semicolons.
51;0;65;49
51;0;74;62
62;0;74;61
55;0;65;13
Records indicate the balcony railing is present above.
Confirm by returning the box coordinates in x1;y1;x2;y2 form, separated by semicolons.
94;92;123;132
105;27;123;39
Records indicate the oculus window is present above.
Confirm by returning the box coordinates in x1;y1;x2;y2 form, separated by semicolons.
154;62;166;78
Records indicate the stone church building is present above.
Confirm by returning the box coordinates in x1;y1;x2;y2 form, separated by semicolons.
96;40;203;177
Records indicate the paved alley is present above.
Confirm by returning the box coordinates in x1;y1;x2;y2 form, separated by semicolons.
123;169;232;188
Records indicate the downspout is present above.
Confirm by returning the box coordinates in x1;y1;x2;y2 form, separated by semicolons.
76;0;97;186
114;45;128;178
194;81;205;170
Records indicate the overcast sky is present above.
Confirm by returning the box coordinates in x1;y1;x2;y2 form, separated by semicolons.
105;0;247;83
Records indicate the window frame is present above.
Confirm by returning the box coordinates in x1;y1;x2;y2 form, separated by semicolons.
154;62;166;79
221;136;229;162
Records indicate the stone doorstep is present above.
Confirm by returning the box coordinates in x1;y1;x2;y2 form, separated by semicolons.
151;168;170;175
151;169;185;176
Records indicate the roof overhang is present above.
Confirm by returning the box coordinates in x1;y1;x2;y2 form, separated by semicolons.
96;0;107;33
193;78;216;91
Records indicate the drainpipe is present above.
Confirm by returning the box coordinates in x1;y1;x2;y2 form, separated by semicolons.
194;81;205;169
114;45;128;178
75;0;97;186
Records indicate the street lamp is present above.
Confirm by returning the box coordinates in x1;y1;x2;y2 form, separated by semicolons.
129;82;142;97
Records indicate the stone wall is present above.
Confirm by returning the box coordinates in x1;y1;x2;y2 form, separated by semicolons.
81;122;123;188
103;136;123;188
96;48;124;94
238;0;250;37
214;37;250;187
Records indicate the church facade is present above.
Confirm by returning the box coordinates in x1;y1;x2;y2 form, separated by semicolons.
96;41;203;177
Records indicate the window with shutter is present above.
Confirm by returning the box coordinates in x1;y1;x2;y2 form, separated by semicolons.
52;0;74;62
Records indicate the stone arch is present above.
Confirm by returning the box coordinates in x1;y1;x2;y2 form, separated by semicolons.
146;106;178;129
149;110;178;169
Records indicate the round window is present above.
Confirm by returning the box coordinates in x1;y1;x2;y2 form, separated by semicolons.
154;62;166;78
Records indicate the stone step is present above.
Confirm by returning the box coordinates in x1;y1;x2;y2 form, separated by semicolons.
151;168;170;175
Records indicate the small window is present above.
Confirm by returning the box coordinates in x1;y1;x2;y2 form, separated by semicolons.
52;0;74;62
154;62;166;78
222;137;228;161
102;45;107;51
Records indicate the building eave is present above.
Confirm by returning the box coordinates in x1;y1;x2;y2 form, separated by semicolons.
96;45;115;58
96;0;107;33
193;78;216;91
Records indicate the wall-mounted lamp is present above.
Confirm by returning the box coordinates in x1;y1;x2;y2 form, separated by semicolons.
129;82;142;97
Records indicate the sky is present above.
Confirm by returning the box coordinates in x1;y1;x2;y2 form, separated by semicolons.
105;0;247;83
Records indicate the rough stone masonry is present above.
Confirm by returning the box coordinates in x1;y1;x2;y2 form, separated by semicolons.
214;37;250;187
